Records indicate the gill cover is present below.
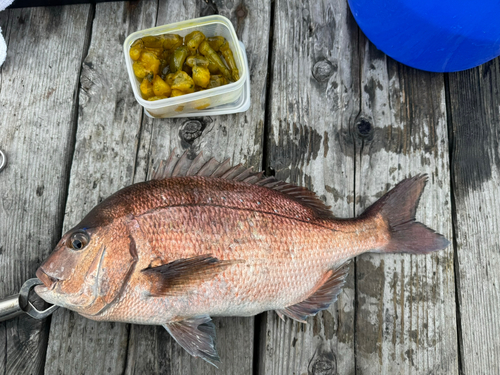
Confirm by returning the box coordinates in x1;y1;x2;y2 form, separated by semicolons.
82;227;138;316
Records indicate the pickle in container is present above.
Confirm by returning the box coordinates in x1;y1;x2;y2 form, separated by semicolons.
129;29;239;101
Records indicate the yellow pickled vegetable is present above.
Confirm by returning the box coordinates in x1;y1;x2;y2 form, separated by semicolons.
152;75;171;97
208;36;239;81
163;34;183;50
207;59;219;74
207;75;228;89
171;71;195;93
220;45;239;81
199;41;231;81
130;39;144;61
186;55;210;68
170;46;189;72
171;89;184;97
144;46;164;58
133;61;149;79
165;73;175;86
207;36;226;51
140;78;154;99
192;66;210;88
139;52;161;75
142;35;163;48
185;31;206;53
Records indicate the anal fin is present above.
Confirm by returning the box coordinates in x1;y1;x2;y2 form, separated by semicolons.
276;262;350;323
163;316;220;367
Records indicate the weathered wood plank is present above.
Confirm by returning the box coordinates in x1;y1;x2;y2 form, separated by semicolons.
354;38;458;373
0;5;92;375
261;0;359;373
125;1;270;373
448;57;500;375
43;2;158;374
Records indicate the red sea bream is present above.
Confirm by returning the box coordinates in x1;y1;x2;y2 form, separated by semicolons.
35;152;448;365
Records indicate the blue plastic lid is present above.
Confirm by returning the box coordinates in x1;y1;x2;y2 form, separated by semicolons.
348;0;500;72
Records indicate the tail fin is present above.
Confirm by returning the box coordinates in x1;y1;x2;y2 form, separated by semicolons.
361;174;449;254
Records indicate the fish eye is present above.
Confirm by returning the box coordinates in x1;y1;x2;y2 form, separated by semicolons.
69;231;90;251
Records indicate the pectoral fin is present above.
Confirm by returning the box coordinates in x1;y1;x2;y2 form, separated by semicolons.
163;316;220;367
142;254;241;296
276;262;350;323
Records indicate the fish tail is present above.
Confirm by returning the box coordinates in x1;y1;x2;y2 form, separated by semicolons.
361;174;449;254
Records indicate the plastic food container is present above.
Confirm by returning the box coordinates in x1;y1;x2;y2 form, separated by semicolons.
123;15;248;118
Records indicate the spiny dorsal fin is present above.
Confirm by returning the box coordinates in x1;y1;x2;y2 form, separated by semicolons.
151;150;334;219
186;152;207;176
276;262;350;323
142;254;242;296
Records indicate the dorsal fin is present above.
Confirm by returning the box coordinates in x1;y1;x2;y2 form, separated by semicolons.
151;150;334;219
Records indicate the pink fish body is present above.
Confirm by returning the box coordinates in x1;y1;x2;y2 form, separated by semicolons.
35;152;448;365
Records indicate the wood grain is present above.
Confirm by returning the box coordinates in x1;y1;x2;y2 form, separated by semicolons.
353;37;458;374
43;2;157;374
0;5;92;375
125;1;270;374
261;0;359;373
448;57;500;375
5;1;498;373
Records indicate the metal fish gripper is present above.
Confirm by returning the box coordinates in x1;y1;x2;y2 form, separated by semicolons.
0;278;58;322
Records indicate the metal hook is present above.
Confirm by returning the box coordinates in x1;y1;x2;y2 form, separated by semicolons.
0;278;59;322
0;149;6;172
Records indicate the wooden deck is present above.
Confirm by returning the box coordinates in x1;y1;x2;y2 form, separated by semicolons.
0;1;499;374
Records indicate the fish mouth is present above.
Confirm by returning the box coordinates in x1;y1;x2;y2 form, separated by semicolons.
36;268;61;291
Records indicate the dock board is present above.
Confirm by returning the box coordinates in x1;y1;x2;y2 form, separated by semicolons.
1;1;499;374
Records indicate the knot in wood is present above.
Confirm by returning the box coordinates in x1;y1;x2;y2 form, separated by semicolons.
308;349;337;375
180;120;204;143
310;358;336;375
355;118;374;139
312;59;335;82
236;3;248;19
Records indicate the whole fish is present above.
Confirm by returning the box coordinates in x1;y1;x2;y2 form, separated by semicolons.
35;152;448;365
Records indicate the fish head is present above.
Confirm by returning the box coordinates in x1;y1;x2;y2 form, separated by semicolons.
35;225;109;311
35;190;138;316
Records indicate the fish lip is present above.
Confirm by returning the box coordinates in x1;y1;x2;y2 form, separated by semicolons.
36;268;61;291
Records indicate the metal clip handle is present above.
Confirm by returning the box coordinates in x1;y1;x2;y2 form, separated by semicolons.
0;278;59;322
0;294;24;322
0;149;6;172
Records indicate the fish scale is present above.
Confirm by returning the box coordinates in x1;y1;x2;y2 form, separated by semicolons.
34;152;449;365
101;203;342;322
